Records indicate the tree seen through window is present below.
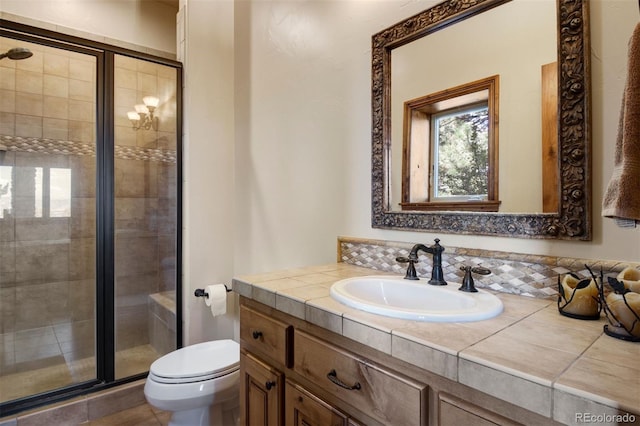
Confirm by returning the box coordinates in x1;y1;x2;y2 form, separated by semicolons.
433;106;489;199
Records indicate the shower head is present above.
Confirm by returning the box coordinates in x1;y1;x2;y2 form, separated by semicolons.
0;47;33;61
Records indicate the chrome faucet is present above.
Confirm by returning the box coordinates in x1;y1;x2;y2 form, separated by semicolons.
396;239;447;285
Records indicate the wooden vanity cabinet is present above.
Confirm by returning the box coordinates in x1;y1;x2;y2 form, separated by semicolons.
240;299;427;426
239;297;546;426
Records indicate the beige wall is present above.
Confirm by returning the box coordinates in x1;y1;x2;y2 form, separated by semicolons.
181;0;237;344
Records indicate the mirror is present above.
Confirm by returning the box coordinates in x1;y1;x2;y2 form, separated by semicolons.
371;0;591;239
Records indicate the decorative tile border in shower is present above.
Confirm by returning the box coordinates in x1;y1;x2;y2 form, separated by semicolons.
337;236;640;299
1;135;94;157
1;135;176;164
115;145;177;164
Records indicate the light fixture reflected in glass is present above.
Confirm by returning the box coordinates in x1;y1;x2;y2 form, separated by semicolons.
143;96;159;109
127;96;159;130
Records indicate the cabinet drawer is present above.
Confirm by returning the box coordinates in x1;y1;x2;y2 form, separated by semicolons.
240;305;293;367
293;330;427;426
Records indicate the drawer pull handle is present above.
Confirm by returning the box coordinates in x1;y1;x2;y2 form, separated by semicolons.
327;369;361;391
252;330;263;339
265;380;276;390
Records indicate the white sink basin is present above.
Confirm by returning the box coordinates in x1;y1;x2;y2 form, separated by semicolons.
330;276;503;322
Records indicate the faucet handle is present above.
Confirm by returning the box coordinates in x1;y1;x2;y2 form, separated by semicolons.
396;256;419;280
471;266;491;276
459;266;492;292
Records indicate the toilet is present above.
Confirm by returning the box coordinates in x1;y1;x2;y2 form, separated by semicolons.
144;339;240;426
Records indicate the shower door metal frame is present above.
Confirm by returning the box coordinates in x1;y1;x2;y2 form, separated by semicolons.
0;19;183;417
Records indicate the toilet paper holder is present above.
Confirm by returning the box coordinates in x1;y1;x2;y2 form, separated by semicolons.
194;285;231;299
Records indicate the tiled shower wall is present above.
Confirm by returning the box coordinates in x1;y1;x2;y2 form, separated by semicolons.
0;41;97;342
338;237;640;299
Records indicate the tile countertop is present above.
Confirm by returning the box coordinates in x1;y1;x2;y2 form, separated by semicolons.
232;263;640;424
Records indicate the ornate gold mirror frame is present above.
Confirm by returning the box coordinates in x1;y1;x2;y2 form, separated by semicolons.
371;0;591;240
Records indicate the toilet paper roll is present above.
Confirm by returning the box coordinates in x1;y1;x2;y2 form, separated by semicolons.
204;284;227;317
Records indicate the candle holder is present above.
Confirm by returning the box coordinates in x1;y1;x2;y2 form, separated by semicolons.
557;268;601;320
601;276;640;342
617;266;640;292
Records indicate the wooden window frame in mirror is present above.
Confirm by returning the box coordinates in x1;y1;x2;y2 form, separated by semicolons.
371;0;591;240
400;75;500;212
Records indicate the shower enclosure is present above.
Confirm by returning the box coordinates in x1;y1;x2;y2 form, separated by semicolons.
0;22;181;415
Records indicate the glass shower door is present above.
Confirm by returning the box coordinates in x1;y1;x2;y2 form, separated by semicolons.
113;54;178;379
0;37;97;402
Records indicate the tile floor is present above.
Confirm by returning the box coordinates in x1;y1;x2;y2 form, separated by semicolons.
80;403;171;426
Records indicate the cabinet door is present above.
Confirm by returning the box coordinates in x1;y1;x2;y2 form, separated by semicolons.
285;379;348;426
240;351;283;426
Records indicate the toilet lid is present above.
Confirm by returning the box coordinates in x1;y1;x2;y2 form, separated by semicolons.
149;339;239;384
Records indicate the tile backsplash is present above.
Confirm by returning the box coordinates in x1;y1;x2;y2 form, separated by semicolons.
338;237;640;299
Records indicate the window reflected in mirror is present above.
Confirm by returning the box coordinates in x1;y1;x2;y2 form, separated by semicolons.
400;75;499;212
433;105;488;199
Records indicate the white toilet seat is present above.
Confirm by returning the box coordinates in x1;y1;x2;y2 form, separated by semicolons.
148;339;239;384
148;365;238;384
